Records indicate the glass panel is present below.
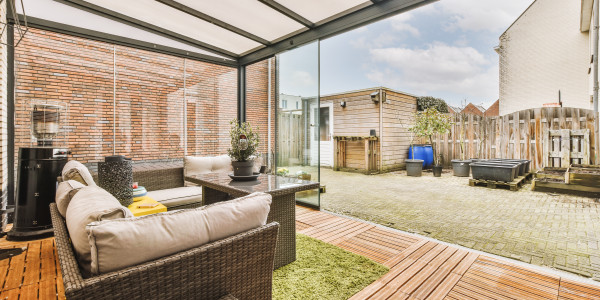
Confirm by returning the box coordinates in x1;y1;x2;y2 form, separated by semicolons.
319;107;331;141
115;46;185;162
246;58;276;172
275;0;370;24
185;60;237;156
85;0;262;54
14;28;114;166
176;0;305;42
276;42;320;208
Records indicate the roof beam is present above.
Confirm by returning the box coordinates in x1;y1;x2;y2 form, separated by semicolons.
258;0;314;29
155;0;271;45
57;0;239;60
19;15;238;67
239;0;437;65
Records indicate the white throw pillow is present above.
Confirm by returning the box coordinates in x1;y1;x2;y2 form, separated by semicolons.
62;160;96;186
212;155;233;173
86;192;272;275
66;186;133;277
185;155;232;177
55;180;86;218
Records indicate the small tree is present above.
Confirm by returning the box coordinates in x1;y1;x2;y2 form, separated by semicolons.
416;96;449;113
227;119;260;162
409;108;453;166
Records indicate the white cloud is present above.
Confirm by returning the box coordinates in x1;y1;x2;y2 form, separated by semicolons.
435;0;534;32
389;14;420;37
366;43;498;101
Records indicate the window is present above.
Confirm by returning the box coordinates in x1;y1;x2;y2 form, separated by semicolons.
282;99;287;108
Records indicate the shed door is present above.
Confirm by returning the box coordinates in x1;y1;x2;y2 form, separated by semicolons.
311;104;333;167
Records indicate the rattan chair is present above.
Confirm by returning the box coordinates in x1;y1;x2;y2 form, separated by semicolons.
51;203;279;300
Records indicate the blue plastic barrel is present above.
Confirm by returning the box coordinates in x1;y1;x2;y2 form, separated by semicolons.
408;145;433;168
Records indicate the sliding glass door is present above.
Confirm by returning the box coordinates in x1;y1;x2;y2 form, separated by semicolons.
276;41;320;208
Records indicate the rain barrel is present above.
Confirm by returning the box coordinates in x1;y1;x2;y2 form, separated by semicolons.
408;144;433;168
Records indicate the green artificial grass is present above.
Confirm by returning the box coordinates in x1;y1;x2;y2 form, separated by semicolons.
273;234;389;300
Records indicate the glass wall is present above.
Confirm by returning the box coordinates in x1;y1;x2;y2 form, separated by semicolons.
14;28;238;169
276;41;320;208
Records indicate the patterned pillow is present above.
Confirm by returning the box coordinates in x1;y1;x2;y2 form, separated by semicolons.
62;160;96;186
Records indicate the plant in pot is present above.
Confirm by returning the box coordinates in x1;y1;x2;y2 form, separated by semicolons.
227;119;259;177
409;108;453;177
451;107;471;177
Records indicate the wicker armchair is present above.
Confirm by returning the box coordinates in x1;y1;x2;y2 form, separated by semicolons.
50;203;279;299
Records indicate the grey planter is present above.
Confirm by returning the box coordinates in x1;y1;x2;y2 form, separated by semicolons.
406;159;424;177
470;162;519;182
451;159;471;177
432;165;443;177
488;159;526;176
232;160;254;176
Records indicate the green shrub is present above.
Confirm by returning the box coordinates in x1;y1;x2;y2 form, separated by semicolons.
416;96;449;113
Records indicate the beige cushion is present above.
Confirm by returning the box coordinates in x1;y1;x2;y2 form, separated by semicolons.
86;192;272;275
62;160;96;186
66;186;133;276
185;155;232;177
55;180;86;218
147;186;202;208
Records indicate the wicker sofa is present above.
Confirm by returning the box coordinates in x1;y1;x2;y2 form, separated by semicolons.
51;203;280;299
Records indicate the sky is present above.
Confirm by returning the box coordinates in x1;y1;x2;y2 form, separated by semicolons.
279;0;536;109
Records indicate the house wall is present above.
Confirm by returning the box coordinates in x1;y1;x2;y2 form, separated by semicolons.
13;28;278;167
498;0;591;115
484;100;500;117
320;88;416;172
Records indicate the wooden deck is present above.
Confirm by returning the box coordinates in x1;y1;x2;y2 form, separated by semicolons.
296;206;600;300
0;207;597;299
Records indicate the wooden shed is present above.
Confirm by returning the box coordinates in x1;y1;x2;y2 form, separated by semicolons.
320;87;417;174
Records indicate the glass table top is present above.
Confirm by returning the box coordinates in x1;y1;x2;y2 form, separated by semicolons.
185;173;320;195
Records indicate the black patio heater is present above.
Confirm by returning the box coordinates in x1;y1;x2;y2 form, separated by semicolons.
7;102;69;241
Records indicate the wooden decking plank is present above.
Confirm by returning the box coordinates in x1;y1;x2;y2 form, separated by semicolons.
454;275;516;300
558;279;600;299
383;240;429;268
4;254;25;291
336;241;393;264
56;273;65;299
450;283;498;300
39;279;57;299
411;249;467;300
22;258;40;286
330;223;375;244
463;269;556;300
477;256;560;283
0;287;20;300
20;282;38;300
445;289;478;300
450;252;479;275
468;262;559;297
299;217;353;236
356;230;415;252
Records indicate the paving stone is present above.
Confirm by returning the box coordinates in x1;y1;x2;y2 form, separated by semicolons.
318;168;600;278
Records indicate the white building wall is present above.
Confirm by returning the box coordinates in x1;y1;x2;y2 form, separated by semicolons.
498;0;591;115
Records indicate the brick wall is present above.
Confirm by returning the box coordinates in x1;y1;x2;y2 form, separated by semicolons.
483;100;499;117
246;58;276;157
13;28;266;165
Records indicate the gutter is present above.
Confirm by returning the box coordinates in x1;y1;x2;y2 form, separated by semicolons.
594;0;599;164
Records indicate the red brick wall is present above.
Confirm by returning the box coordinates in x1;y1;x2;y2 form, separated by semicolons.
483;99;499;117
15;28;242;164
246;58;275;156
462;103;484;116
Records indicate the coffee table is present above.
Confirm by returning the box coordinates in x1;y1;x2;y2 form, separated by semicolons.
185;173;320;269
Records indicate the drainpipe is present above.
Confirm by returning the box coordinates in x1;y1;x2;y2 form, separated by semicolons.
379;88;383;172
267;58;272;170
594;0;599;164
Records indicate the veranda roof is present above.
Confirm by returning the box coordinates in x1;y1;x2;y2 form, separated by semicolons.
17;0;435;66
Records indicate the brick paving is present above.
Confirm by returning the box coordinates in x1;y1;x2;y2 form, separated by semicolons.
319;168;600;279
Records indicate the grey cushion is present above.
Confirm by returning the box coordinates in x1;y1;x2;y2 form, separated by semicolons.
86;192;272;275
147;186;202;208
66;186;133;277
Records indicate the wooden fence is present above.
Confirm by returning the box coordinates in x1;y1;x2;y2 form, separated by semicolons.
431;107;597;170
277;111;304;166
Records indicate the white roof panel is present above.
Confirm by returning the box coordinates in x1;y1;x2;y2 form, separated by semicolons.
84;0;262;55
175;0;305;42
275;0;371;24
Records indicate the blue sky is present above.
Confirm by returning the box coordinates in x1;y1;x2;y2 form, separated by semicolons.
279;0;535;109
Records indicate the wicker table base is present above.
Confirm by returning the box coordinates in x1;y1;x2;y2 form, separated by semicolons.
188;173;320;270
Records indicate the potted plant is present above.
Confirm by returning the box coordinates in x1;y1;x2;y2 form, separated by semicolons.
451;107;471;177
409;108;453;177
228;119;259;176
405;131;424;177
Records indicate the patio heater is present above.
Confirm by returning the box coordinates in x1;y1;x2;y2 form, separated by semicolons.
7;101;69;240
